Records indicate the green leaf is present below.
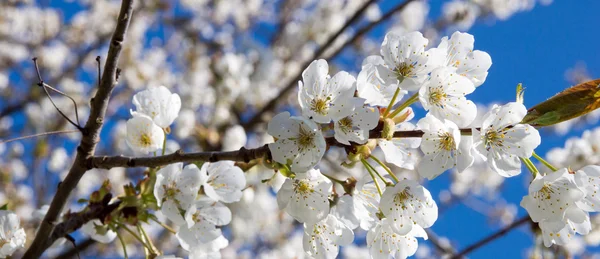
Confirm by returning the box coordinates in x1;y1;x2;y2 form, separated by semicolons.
77;198;89;204
522;79;600;127
0;203;8;210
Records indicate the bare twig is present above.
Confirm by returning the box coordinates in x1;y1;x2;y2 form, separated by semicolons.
0;130;79;144
32;58;84;131
242;0;416;130
450;216;531;259
54;238;95;259
22;1;135;257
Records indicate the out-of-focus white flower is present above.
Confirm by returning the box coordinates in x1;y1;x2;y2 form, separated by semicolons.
298;59;356;123
132;85;181;128
0;210;26;258
81;219;116;244
126;114;165;154
473;102;541;177
398;1;429;31
174;109;196;139
302;214;354;259
442;0;480;31
199;161;246;203
189;234;229;259
380;180;438;235
154;163;202;225
222;125;247;151
48;147;68;173
267;112;326;173
277;169;332;224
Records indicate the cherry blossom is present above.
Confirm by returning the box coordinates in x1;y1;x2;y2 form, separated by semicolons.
177;197;232;251
298;59;357;123
418;67;477;127
473;102;541;177
334;98;380;145
302;214;354;259
154;163;202;225
380;180;438;235
366;218;428;259
277;169;332;224
0;210;25;258
131;85;182;128
199;161;247;203
267;112;326;173
417;114;474;179
125;114;165;154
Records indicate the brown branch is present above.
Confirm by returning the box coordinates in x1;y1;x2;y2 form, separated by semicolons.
54;238;95;259
242;0;417;130
88;128;474;170
450;216;532;259
425;229;456;256
22;1;135;257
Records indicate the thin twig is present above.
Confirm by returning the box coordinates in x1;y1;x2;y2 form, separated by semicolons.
32;58;83;131
450;216;531;259
0;130;79;144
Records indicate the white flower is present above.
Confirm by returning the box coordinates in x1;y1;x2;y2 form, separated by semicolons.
81;219;116;244
277;169;332;224
334;98;380;145
332;175;383;230
199;161;246;203
298;59;356;123
132;85;181;128
376;31;438;91
302;214;354;259
574;165;600;212
429;31;492;87
366;218;427;259
154;163;202;225
418;67;477;127
268;112;326;173
380;180;438;235
417;114;474;179
189;235;229;259
521;168;585;223
126;114;165;154
357;56;407;107
473;102;541;177
177;197;231;251
539;208;592;247
0;210;25;258
378;114;421;170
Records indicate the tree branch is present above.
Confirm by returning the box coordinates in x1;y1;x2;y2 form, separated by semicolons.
242;0;417;130
450;216;532;259
22;1;135;257
88;128;471;170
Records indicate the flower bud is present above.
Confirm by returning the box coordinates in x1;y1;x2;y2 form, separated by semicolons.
382;118;395;140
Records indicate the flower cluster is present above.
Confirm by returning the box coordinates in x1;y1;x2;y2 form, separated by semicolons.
265;30;543;258
126;85;181;154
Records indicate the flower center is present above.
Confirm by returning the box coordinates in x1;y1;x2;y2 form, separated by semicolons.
140;133;152;146
537;184;555;200
393;188;413;210
297;126;316;152
338;117;353;133
438;132;456;151
428;87;447;106
310;98;330;115
295;181;314;194
395;62;415;80
484;129;504;151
